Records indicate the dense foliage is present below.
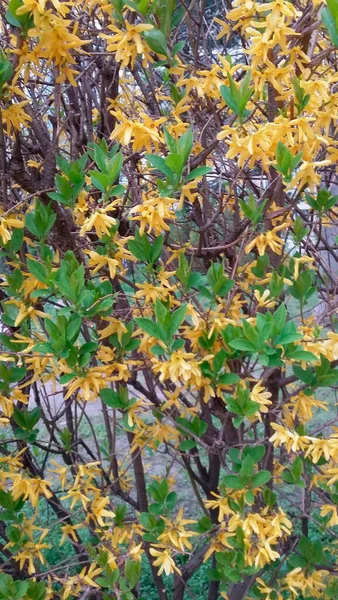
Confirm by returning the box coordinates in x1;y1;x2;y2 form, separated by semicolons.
2;0;338;598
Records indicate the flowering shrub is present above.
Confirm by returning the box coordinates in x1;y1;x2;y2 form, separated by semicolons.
1;0;338;598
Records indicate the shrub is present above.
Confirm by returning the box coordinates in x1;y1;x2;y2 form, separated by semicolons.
1;0;338;598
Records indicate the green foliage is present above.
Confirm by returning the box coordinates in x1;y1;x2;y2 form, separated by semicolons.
275;142;303;182
25;200;56;241
220;71;253;123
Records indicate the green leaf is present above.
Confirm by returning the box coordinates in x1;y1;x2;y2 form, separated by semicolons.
172;40;185;56
89;170;109;192
149;234;164;263
125;558;141;588
291;456;303;479
100;388;125;409
8;366;26;383
281;471;295;484
163;127;177;153
6;0;33;32
145;154;173;179
108;151;123;184
26;258;48;283
177;128;193;164
322;6;338;46
135;317;163;340
217;373;240;385
184;166;212;183
165;153;184;175
168;304;187;337
247;445;266;463
240;455;254;480
154;299;168;325
251;471;271;487
0;52;13;92
6;525;21;544
288;349;318;362
228;339;256;352
277;332;303;345
223;475;244;490
179;439;197;451
143;29;169;56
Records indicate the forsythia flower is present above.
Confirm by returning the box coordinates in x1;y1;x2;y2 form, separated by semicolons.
149;546;181;576
104;22;154;68
86;250;119;278
158;509;197;550
284;567;329;596
320;505;338;526
88;495;115;526
129;195;176;235
245;222;289;256
110;109;161;151
254;289;276;308
0;216;24;244
250;381;272;413
205;493;234;522
80;203;118;237
11;476;53;507
152;351;203;386
2;102;32;135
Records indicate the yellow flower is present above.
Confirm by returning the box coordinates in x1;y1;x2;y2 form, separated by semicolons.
158;508;197;551
2;102;32;135
286;392;327;424
11;476;52;507
17;0;69;20
254;289;276;308
152;351;203;386
61;485;90;510
287;160;332;192
304;438;334;463
256;578;281;600
249;539;280;569
149;545;181;576
14;535;51;574
320;504;338;526
78;564;103;588
284;567;328;596
269;423;309;453
62;367;114;401
86;250;119;279
292;255;315;280
80;202;118;237
214;17;231;40
205;492;234;522
135;282;172;303
88;495;115;526
48;461;68;490
203;523;235;561
245;222;289;256
129;195;176;236
60;524;83;546
98;318;128;341
110;109;161;151
0;216;24;244
250;381;272;413
104;21;154;68
12;302;47;327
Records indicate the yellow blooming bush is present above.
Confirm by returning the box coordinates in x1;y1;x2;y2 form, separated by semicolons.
2;0;338;598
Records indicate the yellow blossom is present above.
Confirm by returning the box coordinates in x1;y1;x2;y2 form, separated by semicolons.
86;250;119;278
149;545;181;576
80;202;119;237
250;381;272;413
152;351;203;386
104;21;154;68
